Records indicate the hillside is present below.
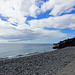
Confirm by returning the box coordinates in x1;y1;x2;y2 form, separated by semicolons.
53;37;75;49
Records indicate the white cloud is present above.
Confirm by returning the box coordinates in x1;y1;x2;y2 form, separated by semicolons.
31;29;67;39
0;0;40;17
29;14;75;29
21;0;40;17
0;18;67;42
41;0;75;16
0;19;24;38
0;0;22;17
0;0;40;26
0;0;74;42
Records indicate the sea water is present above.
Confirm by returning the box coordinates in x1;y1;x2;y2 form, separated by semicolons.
0;43;54;58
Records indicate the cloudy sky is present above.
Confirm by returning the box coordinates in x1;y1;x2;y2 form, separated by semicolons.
0;0;75;43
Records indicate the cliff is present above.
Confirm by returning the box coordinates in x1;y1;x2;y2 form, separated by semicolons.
53;37;75;49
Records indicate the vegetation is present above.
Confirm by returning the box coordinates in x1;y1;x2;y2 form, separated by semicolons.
53;37;75;49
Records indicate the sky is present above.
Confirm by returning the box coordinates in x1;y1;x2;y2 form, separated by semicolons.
0;0;75;43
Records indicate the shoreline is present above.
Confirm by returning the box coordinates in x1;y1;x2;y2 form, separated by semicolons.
0;43;54;59
0;47;75;75
0;48;55;60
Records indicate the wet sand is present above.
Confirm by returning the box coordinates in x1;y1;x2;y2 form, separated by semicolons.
0;47;75;75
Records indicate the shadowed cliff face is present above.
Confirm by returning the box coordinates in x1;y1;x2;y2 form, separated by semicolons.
53;37;75;49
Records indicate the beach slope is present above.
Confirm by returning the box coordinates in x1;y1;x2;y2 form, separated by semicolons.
0;47;75;75
57;59;75;75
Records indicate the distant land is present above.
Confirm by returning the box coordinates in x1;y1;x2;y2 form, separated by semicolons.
53;37;75;49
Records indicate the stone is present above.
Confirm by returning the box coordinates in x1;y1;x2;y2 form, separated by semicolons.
53;37;75;49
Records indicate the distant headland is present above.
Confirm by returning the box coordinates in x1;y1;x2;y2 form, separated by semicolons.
53;37;75;49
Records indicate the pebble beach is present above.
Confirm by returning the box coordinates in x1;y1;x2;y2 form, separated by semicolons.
0;47;75;75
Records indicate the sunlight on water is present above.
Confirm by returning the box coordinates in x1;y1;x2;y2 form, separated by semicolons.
0;43;54;58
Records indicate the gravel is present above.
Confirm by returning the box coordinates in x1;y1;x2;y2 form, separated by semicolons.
0;47;75;75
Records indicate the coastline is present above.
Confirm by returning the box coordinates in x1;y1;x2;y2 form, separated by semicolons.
0;48;55;60
0;43;53;59
0;47;75;75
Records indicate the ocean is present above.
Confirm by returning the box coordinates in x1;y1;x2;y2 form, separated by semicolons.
0;43;54;58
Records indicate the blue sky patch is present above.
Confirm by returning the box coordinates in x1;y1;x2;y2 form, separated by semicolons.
44;27;58;30
60;6;75;16
26;9;53;22
0;14;9;21
11;23;17;26
61;28;75;35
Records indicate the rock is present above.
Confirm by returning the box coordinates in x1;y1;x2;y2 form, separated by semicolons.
53;37;75;49
0;47;75;75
